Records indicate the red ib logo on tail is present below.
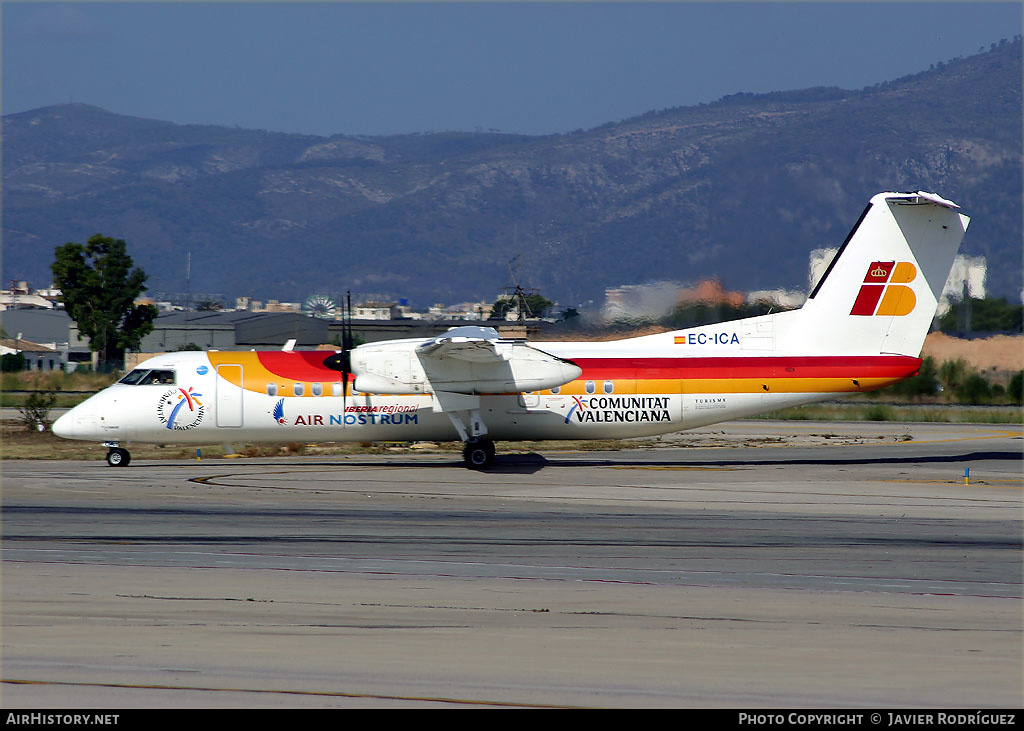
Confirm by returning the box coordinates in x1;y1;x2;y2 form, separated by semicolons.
849;261;917;316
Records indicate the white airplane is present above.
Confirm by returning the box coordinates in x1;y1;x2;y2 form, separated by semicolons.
53;191;969;469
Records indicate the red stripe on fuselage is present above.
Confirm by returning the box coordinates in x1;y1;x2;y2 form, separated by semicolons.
256;351;341;380
568;355;921;380
248;351;920;385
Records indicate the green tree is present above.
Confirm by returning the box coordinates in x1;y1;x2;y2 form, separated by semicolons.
886;356;940;399
955;372;992;404
1008;371;1023;405
1;352;26;372
195;298;223;311
938;297;1024;334
558;307;581;327
488;297;514;320
52;234;159;370
938;358;969;394
488;292;554;320
523;293;554;318
19;390;57;432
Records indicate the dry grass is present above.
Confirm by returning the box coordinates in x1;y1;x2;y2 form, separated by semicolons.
755;402;1022;423
922;332;1023;379
2;371;117;408
2;370;118;392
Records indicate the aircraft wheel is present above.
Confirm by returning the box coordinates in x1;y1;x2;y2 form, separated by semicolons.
106;448;131;467
463;439;495;470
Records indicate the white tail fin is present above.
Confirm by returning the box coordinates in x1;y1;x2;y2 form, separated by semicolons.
783;191;969;357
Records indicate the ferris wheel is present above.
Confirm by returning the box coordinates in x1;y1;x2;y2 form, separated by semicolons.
303;293;337;319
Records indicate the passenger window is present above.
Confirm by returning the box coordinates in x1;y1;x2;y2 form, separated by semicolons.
603;380;614;394
267;383;278;397
585;380;596;394
550;386;560;395
312;383;323;397
293;383;305;397
331;382;342;397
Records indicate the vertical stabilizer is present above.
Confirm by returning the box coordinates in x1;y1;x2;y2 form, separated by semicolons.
786;192;969;357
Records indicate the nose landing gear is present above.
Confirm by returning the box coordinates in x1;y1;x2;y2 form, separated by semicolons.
104;443;131;467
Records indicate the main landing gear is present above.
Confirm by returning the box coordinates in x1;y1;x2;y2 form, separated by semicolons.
104;442;131;467
442;402;496;470
462;438;495;470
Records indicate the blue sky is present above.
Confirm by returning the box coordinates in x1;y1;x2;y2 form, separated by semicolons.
3;2;1021;137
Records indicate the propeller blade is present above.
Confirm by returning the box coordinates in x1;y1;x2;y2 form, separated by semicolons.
321;290;354;424
343;290;352;415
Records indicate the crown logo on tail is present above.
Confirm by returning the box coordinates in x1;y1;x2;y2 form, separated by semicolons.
850;261;917;316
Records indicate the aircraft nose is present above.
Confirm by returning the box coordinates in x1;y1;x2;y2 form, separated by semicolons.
52;410;75;438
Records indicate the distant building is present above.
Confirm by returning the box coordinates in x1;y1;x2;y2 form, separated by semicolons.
428;301;490;320
602;281;683;322
1;338;64;372
0;309;90;370
1;280;59;310
746;288;806;310
137;311;329;352
0;292;56;310
393;303;422;320
937;255;986;315
262;299;302;313
232;297;301;314
353;301;399;320
676;279;744;307
602;279;746;323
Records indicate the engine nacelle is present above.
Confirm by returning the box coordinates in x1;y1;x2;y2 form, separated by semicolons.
350;343;428;394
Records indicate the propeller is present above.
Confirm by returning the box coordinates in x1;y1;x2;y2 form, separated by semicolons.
322;290;354;422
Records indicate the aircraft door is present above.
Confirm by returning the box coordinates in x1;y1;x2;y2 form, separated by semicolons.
216;364;244;427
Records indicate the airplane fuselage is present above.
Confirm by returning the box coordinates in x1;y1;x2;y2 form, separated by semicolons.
51;191;967;468
55;327;920;446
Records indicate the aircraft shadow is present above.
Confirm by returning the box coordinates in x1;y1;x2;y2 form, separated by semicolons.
154;449;1019;475
524;449;1022;469
312;448;1020;472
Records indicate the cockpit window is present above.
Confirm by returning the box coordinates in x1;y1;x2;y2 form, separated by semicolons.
119;369;176;386
119;369;149;385
142;370;176;385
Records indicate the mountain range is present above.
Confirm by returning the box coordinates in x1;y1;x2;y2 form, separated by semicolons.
3;38;1021;310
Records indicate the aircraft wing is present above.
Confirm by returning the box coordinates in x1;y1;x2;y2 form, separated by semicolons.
415;326;513;363
351;325;581;395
